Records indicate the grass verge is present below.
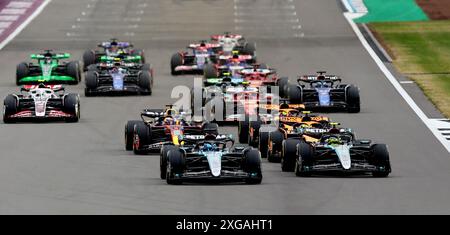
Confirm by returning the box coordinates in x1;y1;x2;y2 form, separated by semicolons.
369;20;450;117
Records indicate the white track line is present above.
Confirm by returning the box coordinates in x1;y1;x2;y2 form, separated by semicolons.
0;0;52;51
343;11;450;153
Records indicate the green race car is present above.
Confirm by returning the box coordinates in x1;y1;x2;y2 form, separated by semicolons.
16;50;82;85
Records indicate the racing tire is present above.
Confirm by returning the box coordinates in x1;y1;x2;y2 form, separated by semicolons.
346;85;361;113
258;131;270;158
3;95;18;123
160;145;178;180
125;120;141;151
16;62;29;86
166;149;185;185
268;130;284;163
170;53;183;75
203;64;217;79
138;71;152;95
133;121;151;155
82;50;96;70
288;85;303;104
63;93;80;123
248;120;262;147
371;144;391;178
281;139;302;172
66;61;81;84
243;149;262;184
277;77;289;98
85;71;98;90
295;142;314;177
86;64;99;72
238;118;250;144
141;63;152;72
202;122;219;136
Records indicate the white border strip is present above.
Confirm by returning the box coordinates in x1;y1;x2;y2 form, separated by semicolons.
343;11;450;153
0;0;52;51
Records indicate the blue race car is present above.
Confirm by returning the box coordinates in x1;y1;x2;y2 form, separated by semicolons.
286;71;360;113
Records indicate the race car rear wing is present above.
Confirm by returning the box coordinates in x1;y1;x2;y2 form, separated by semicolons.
21;84;64;92
298;75;342;83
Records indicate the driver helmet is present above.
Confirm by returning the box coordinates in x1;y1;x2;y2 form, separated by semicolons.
163;117;175;125
326;136;342;145
202;143;216;152
110;41;119;53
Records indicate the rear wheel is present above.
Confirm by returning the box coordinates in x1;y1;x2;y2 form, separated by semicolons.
3;95;18;123
16;62;29;86
295;142;314;177
133;122;151;155
63;93;80;123
66;61;81;84
288;85;303;103
258;131;270;158
248;120;262;147
82;50;96;70
170;53;183;75
281;139;301;172
238;118;250;144
347;85;360;113
277;77;289;98
125;120;141;151
372;144;391;177
203;64;217;79
85;71;98;97
161;145;178;179
167;149;185;185
243;149;262;184
268;130;284;163
138;71;152;95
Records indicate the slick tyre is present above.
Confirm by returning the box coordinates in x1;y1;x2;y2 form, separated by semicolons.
133;121;151;155
125;120;141;151
268;130;284;163
167;149;185;185
281;139;302;172
160;145;178;180
63;93;80;123
66;61;81;84
16;62;29;85
83;50;96;70
138;71;152;95
295;142;314;177
347;85;361;113
372;144;391;178
170;53;183;75
203;64;217;79
243;149;262;184
3;95;18;123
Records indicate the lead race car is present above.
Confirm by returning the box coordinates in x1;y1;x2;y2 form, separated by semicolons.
162;134;262;185
285;71;361;113
84;56;153;96
288;124;392;177
3;84;80;123
16;50;82;85
210;32;256;56
83;39;146;70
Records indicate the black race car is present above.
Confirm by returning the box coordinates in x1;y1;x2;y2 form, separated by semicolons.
84;60;153;96
162;135;262;185
124;106;219;155
83;39;145;70
281;125;391;177
285;71;360;113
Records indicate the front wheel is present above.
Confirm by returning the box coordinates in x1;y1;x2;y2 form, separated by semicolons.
133;121;151;155
371;144;391;177
125;120;141;151
63;93;80;122
243;149;262;184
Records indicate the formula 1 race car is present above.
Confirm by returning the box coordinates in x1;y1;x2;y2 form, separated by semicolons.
3;84;80;123
170;42;219;75
281;124;391;177
203;53;256;79
285;71;360;113
210;32;256;56
16;50;82;85
124;105;220;155
84;58;153;96
162;135;262;185
83;39;145;70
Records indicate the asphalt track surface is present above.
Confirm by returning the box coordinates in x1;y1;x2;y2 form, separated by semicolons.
0;0;449;214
